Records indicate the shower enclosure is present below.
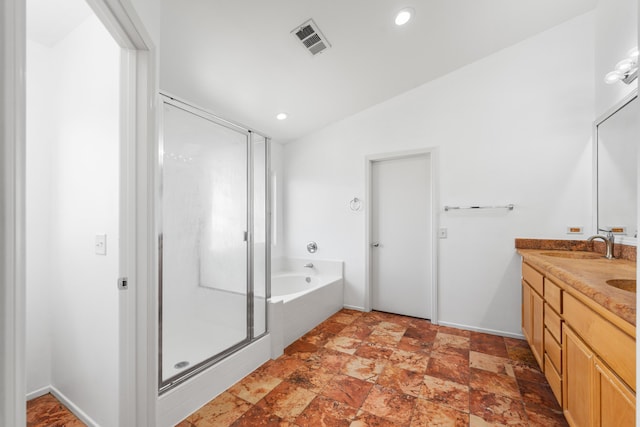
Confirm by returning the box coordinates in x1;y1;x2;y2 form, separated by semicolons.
158;95;269;392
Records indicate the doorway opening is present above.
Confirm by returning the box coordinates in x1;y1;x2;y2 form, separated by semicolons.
25;1;122;425
10;0;156;425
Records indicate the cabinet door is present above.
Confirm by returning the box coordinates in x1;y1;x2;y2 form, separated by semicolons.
563;326;594;427
594;358;635;427
522;282;532;343
531;290;544;368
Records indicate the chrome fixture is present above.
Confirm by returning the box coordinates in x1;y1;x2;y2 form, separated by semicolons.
604;47;638;85
307;241;318;253
444;204;514;212
587;232;615;259
304;263;314;268
349;197;362;211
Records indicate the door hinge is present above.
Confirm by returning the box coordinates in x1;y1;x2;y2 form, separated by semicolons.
118;277;128;290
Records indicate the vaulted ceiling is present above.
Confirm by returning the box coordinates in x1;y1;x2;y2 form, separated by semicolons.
160;0;597;143
27;0;599;143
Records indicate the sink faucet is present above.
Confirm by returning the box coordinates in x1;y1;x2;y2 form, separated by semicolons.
304;263;314;268
588;231;614;259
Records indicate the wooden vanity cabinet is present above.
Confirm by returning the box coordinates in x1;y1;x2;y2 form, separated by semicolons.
522;263;544;368
563;325;594;427
521;259;636;427
543;278;563;405
562;292;636;427
594;356;635;427
563;324;636;427
521;262;563;400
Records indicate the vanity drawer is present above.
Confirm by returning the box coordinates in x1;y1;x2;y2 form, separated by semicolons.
544;278;562;314
522;262;544;295
544;304;562;343
544;328;562;373
544;353;562;406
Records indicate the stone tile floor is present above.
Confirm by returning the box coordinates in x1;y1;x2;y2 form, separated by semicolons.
27;392;86;427
27;309;567;426
177;309;567;426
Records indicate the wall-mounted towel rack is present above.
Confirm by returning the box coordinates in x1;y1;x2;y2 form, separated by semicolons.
444;204;514;212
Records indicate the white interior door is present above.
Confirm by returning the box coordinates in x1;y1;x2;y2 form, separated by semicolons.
371;154;432;319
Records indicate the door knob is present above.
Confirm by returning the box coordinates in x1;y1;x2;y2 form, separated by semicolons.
371;242;380;247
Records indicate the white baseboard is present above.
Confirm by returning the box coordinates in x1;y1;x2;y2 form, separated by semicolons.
27;384;100;426
49;386;100;427
26;386;51;401
437;321;525;340
342;304;366;312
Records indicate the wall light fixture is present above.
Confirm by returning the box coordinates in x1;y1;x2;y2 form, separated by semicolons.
604;47;639;85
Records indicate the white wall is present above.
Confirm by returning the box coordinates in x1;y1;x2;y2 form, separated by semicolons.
282;12;595;336
26;14;120;427
25;40;53;395
126;0;161;45
595;0;638;114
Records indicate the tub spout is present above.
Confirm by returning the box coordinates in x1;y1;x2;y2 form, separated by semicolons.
304;263;314;268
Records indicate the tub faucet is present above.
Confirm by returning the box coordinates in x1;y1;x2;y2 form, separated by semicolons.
587;232;614;259
304;263;314;268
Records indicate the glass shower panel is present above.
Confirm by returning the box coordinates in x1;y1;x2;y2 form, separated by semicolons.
160;102;249;384
252;134;268;337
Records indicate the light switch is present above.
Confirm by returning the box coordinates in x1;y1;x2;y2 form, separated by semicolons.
439;228;448;239
95;234;107;255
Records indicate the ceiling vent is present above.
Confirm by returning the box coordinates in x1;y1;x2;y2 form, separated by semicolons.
291;19;331;56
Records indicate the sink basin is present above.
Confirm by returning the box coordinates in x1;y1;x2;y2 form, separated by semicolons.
540;251;602;259
606;279;636;293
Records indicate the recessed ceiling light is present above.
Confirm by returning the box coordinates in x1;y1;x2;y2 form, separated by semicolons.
395;8;414;26
276;112;288;121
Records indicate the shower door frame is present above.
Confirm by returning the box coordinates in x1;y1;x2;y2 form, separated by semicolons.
157;94;270;393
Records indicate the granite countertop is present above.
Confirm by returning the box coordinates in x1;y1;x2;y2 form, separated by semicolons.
517;246;636;327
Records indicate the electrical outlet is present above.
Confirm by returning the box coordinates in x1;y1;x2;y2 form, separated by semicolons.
606;226;627;235
566;226;583;234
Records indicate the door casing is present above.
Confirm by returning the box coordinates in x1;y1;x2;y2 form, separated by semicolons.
364;148;439;323
0;1;157;426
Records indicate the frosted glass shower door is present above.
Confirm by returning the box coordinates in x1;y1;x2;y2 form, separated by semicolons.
160;101;249;385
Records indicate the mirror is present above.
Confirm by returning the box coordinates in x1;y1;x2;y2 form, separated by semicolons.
595;89;638;245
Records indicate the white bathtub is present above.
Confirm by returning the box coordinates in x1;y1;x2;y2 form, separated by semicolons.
271;274;328;301
269;258;344;357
